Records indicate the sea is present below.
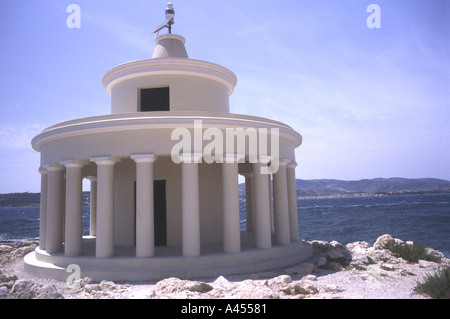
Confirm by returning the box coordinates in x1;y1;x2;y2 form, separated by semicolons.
1;193;449;257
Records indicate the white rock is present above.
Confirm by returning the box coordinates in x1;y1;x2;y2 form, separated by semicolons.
36;284;62;299
213;275;229;285
331;241;348;250
367;249;396;263
380;262;396;271
0;245;14;254
311;240;331;251
10;280;37;299
347;241;371;250
212;275;237;291
327;248;347;260
153;277;213;295
99;280;116;290
291;281;318;295
285;263;316;275
303;275;317;281
326;261;343;271
424;248;444;261
317;257;327;267
373;234;396;249
321;284;344;293
84;283;101;293
268;275;292;287
183;281;213;293
11;246;36;259
231;281;278;299
418;260;439;269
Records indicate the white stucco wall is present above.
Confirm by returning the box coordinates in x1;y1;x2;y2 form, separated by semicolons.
33;113;301;167
110;156;224;248
110;74;230;113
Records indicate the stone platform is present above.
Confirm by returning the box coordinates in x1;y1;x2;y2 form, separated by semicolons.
24;236;312;282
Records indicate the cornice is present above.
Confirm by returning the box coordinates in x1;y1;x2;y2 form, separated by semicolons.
31;112;302;151
102;58;238;96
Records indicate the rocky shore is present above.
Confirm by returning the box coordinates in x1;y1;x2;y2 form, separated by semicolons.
1;234;448;299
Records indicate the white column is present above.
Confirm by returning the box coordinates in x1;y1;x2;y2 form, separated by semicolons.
287;161;299;241
222;154;242;253
87;176;97;237
38;168;48;250
243;172;254;232
181;153;201;257
131;154;156;258
273;160;290;245
252;162;272;249
91;156;118;258
46;164;65;254
61;160;86;256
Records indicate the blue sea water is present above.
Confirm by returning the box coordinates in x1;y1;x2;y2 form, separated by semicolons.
297;193;450;257
0;206;91;242
1;193;449;257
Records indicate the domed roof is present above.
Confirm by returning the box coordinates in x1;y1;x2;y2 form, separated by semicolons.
152;34;188;59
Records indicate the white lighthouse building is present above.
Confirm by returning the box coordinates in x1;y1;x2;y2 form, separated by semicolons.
26;4;312;281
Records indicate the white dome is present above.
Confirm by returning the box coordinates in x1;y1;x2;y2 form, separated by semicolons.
152;34;188;59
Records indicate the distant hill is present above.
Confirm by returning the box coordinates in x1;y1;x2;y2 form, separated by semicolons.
1;178;450;207
0;192;41;208
294;178;450;198
0;192;90;208
239;177;450;198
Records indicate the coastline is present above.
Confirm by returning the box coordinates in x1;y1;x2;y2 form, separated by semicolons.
1;234;448;299
3;191;449;208
297;191;450;200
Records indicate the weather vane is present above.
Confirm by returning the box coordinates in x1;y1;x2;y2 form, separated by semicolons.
152;2;175;34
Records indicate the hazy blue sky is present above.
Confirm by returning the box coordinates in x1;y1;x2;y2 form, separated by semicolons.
0;0;448;193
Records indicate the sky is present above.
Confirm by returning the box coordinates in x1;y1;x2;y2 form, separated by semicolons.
0;0;448;193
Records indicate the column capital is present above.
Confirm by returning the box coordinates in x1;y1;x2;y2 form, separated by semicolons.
277;158;291;166
60;159;89;168
90;156;120;165
180;153;202;164
258;155;274;164
287;161;298;168
242;172;253;178
86;175;97;182
45;163;65;172
224;153;245;163
39;167;48;175
131;153;157;163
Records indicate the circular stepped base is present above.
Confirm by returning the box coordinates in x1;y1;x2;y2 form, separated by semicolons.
24;240;312;282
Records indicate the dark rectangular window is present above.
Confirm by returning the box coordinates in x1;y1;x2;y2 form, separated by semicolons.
140;87;170;112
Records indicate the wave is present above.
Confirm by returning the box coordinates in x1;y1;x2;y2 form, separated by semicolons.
301;200;450;211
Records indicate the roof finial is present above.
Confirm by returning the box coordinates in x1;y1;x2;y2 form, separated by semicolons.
152;2;175;34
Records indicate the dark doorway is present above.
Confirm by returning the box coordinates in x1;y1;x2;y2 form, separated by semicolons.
134;180;167;246
153;180;167;246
